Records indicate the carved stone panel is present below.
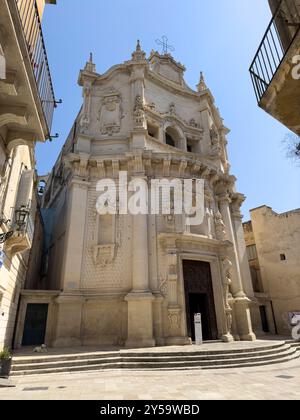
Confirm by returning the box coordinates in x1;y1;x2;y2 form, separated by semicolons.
98;91;122;135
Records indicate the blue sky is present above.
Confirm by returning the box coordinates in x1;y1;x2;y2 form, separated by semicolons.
38;0;300;220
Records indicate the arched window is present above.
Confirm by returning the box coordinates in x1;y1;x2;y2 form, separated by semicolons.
165;126;181;148
166;132;175;147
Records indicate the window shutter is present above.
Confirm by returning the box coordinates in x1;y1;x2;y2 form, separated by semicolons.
15;169;34;210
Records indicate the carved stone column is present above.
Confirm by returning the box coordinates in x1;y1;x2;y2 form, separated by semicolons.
217;193;245;298
163;238;190;346
231;194;256;298
218;193;256;341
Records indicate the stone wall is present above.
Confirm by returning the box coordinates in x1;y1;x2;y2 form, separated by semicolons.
244;205;300;336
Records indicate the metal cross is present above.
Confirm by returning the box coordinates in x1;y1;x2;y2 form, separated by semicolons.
155;36;175;55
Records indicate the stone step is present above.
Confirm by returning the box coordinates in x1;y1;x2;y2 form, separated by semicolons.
202;350;300;370
10;347;299;376
10;344;292;372
12;341;286;366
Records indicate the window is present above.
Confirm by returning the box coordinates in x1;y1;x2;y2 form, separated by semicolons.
246;245;258;261
147;123;159;139
250;267;263;293
166;133;175;148
280;254;286;261
187;141;193;153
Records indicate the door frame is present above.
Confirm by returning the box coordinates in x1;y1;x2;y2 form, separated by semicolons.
178;254;226;341
14;291;60;349
22;303;49;346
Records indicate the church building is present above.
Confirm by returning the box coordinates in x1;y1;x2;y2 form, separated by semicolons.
14;42;257;349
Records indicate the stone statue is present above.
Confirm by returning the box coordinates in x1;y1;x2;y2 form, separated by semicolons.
215;211;226;241
133;95;146;127
222;257;233;310
222;257;234;340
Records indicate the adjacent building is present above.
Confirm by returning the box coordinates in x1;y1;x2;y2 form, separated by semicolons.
14;44;257;349
250;0;300;134
0;0;57;350
244;206;300;336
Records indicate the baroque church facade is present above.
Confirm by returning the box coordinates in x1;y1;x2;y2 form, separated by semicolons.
15;43;258;348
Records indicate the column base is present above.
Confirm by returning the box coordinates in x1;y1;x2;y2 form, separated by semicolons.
221;333;234;343
164;336;192;346
125;338;156;349
239;333;256;342
125;291;155;349
234;297;257;342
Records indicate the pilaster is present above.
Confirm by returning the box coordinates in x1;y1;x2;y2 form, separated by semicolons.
60;177;89;291
125;177;155;347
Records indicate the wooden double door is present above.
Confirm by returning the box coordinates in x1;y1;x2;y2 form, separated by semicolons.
182;260;218;342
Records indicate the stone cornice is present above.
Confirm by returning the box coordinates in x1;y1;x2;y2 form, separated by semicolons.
158;232;233;253
81;59;203;101
64;151;235;186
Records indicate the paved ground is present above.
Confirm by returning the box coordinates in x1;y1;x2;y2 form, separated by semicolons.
1;357;300;400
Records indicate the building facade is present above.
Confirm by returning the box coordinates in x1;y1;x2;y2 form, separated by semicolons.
15;44;257;349
244;206;300;336
0;0;57;350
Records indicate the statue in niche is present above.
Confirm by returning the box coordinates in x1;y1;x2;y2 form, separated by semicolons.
210;125;221;156
98;92;122;135
169;102;176;115
222;257;234;337
222;257;233;309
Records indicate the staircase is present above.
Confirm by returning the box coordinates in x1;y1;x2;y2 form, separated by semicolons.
10;340;300;377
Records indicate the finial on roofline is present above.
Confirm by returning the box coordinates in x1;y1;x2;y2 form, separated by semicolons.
84;52;96;73
132;39;146;61
197;71;207;92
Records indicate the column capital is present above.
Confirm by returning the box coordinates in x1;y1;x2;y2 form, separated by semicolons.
70;177;90;190
217;192;232;204
6;130;37;152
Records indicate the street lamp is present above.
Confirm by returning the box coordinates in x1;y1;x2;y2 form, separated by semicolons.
0;206;30;244
15;206;30;231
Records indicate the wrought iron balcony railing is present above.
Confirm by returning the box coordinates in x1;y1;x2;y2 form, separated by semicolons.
15;0;56;137
249;0;300;103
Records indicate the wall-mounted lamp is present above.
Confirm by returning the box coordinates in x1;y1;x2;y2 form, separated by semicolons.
0;206;30;243
15;206;30;231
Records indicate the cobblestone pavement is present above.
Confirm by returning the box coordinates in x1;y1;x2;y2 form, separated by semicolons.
1;357;300;400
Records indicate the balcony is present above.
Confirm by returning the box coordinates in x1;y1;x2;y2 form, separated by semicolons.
0;0;57;142
15;0;56;135
4;210;35;256
249;0;300;135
